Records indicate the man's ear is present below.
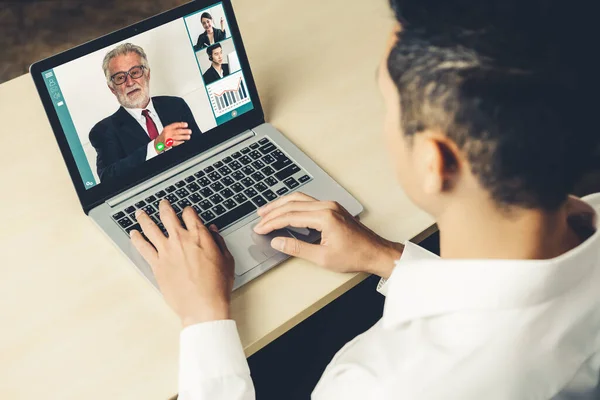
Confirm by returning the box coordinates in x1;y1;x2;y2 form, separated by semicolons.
420;133;462;194
108;83;117;96
146;68;151;81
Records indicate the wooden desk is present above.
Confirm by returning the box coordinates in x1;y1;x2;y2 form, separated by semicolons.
0;1;434;398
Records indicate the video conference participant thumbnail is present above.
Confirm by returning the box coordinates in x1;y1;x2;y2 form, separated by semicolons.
193;12;227;51
202;43;230;85
89;43;201;182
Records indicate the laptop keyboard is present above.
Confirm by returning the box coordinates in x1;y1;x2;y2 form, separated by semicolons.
111;137;313;236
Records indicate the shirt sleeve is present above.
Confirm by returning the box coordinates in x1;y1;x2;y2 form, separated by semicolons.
377;240;440;296
178;320;255;400
146;141;159;161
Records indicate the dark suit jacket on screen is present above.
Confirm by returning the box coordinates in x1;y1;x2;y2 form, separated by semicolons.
88;96;201;182
194;28;227;51
203;64;230;85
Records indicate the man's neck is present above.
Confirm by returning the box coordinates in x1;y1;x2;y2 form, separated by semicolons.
436;197;581;260
213;63;222;72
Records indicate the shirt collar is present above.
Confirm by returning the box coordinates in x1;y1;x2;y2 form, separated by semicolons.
124;98;157;123
382;194;600;328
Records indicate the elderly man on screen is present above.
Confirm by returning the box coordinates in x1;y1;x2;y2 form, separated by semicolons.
89;43;201;182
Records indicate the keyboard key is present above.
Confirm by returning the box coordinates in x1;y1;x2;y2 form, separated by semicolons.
233;193;247;203
165;185;176;193
221;176;235;186
231;183;245;193
230;160;242;170
263;189;277;201
200;188;214;197
276;187;289;196
275;164;301;181
244;188;258;198
152;199;161;209
263;154;275;164
129;212;137;222
192;205;202;214
212;204;227;215
200;210;216;222
259;143;276;154
210;194;224;204
250;142;260;149
254;182;268;193
241;177;255;188
218;166;232;176
242;166;255;175
165;193;178;203
208;171;222;181
249;150;262;160
210;201;257;230
141;205;155;215
154;190;166;198
232;171;245;181
144;195;157;203
177;199;192;209
189;193;202;203
194;171;206;179
240;147;251;154
284;177;300;189
112;211;125;220
251;195;267;207
125;223;141;235
213;161;224;168
175;188;190;198
204;166;215;173
199;200;213;210
272;157;292;171
198;177;211;187
210;182;225;192
240;155;252;165
118;217;133;228
251;160;265;169
171;205;182;214
188;182;201;192
298;175;311;183
231;151;241;159
150;215;160;225
134;200;146;208
185;175;196;183
258;137;270;145
223;199;237;210
251;171;265;182
261;166;275;176
175;180;186;188
220;188;234;198
265;176;278;187
223;156;233;164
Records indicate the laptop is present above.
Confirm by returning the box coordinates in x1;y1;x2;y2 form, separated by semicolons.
30;0;362;290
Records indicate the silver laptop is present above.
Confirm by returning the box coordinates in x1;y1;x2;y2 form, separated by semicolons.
30;0;362;290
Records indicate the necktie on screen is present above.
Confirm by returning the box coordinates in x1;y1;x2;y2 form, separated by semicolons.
141;109;159;140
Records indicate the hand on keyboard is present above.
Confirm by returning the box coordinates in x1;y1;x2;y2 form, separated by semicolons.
253;192;404;279
130;200;235;327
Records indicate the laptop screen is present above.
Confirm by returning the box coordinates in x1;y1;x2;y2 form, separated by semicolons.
38;2;254;190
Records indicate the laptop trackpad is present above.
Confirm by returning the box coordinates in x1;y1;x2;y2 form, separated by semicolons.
225;223;294;276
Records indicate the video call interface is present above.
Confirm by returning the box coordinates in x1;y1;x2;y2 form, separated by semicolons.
41;2;254;190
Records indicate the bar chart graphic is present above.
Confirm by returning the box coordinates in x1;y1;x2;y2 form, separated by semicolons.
207;72;251;118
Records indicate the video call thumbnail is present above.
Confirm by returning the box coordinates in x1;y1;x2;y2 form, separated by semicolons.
41;2;253;189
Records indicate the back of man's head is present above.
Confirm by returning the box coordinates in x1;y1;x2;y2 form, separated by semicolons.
386;0;597;211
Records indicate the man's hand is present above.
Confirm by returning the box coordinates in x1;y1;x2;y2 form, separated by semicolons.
130;200;234;327
253;192;403;278
154;122;192;154
220;17;225;30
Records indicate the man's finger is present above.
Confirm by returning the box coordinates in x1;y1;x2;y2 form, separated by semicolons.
159;200;182;236
254;210;326;234
166;122;188;129
170;129;193;136
255;201;336;233
208;224;230;256
135;209;166;249
130;230;159;265
257;192;317;216
270;236;323;264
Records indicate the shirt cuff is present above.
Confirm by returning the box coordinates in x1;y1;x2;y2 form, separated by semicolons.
146;141;158;161
377;240;440;296
179;320;250;385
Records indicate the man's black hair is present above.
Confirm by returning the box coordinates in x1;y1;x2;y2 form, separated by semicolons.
207;43;222;61
386;0;597;211
200;12;212;21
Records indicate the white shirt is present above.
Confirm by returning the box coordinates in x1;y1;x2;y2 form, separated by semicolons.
178;193;600;399
124;99;164;161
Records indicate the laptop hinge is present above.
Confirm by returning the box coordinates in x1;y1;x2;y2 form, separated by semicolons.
107;129;255;208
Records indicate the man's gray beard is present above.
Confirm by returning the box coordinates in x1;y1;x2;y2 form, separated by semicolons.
117;81;150;109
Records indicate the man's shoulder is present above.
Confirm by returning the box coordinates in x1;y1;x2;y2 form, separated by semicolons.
152;95;186;106
89;108;123;136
